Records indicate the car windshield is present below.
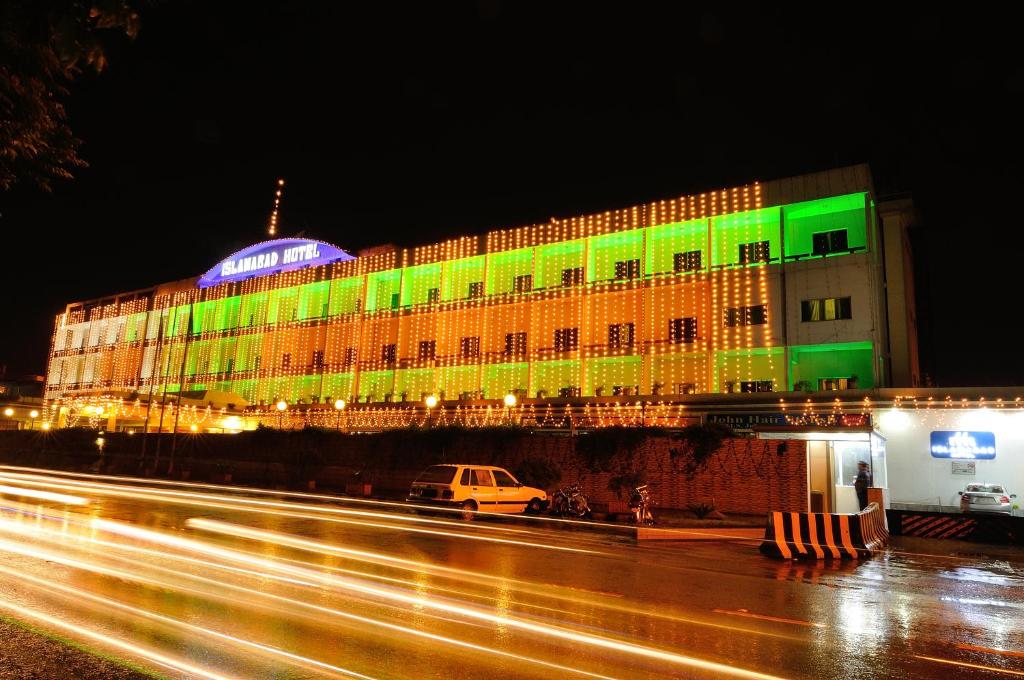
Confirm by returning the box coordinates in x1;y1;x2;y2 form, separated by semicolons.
416;466;457;484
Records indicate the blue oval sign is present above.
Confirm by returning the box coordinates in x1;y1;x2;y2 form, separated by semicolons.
198;238;355;288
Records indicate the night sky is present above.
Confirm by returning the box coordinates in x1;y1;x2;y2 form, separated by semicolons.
2;4;1022;386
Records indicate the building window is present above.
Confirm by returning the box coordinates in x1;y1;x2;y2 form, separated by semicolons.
427;288;440;303
254;355;261;371
819;377;853;391
225;358;234;374
668;317;698;344
390;292;400;309
460;336;480;358
675;382;696;395
608;322;635;348
801;297;852;321
559;386;581;398
505;332;527;356
673;250;702;273
281;353;291;370
554;327;579;352
513;274;533;293
740;380;774;393
724;305;767;326
468;281;484;298
418;340;436;360
561;267;585;287
614;259;640;280
311;350;324;369
65;330;75;350
343;348;357;367
381;344;396;364
812;229;849;255
738;240;771;264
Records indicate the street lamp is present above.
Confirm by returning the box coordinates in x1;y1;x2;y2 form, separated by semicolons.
424;394;438;428
3;408;12;417
189;424;198;433
29;409;39;431
95;436;105;452
503;393;517;426
334;398;346;432
276;399;287;429
41;422;51;431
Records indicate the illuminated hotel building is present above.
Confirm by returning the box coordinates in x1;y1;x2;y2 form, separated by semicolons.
45;164;919;410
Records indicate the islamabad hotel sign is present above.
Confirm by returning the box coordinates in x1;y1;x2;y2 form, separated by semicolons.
198;239;355;288
929;431;996;460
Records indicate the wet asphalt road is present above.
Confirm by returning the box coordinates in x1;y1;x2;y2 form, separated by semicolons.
0;466;1022;679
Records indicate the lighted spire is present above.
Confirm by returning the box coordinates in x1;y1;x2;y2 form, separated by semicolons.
268;178;285;236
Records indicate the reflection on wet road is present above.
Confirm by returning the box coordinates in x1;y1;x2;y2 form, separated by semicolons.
1;465;1022;679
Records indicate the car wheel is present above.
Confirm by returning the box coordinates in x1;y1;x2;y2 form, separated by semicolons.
526;498;543;514
461;500;478;521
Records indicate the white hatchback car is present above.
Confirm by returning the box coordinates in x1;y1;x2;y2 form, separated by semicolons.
959;483;1016;514
407;464;548;518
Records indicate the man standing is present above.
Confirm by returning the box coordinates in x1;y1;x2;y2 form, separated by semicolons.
854;461;872;511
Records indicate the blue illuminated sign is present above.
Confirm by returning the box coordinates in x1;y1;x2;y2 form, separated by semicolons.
198;239;355;288
929;431;996;460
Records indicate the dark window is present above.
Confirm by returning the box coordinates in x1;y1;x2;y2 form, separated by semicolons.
559;386;581;397
418;340;436;360
468;281;484;298
416;465;458;484
668;317;698;344
673;250;702;273
321;302;329;317
675;382;696;395
740;380;774;393
254;355;261;371
343;348;357;366
312;350;324;369
513;274;533;292
608;322;635;348
561;267;585;287
390;292;400;309
471;469;494;486
459;468;471;485
381;344;396;364
426;287;440;303
812;229;850;255
460;336;480;358
724;305;767;326
738;241;771;264
819;377;853;391
554;327;579;351
492;470;517;486
281;353;291;369
225;358;234;374
505;332;527;356
801;297;852;322
614;259;641;280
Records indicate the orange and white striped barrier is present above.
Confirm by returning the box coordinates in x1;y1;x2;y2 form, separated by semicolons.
759;502;888;560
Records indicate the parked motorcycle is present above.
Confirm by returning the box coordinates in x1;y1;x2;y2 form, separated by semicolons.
550;483;591;519
629;484;655;525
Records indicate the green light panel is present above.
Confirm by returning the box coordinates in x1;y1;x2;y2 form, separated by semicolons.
485;247;533;295
782;193;867;258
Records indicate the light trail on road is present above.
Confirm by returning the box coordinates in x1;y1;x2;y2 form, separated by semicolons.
0;466;1022;679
